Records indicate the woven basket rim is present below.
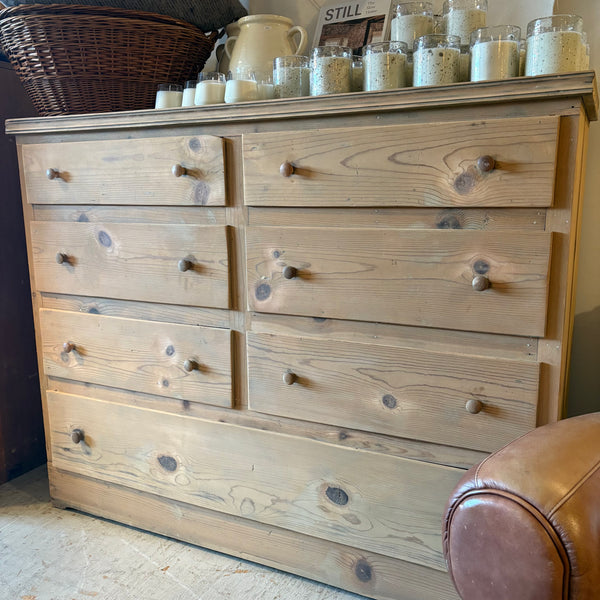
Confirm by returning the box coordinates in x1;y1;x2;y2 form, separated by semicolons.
0;3;220;34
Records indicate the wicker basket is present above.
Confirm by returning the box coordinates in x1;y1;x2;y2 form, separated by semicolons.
0;4;220;115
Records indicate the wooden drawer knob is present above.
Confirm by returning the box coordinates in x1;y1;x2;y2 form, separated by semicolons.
465;399;484;414
172;164;188;177
283;372;297;385
46;168;62;180
56;252;70;265
472;275;490;291
477;155;496;172
282;266;297;280
183;359;200;372
178;259;193;272
71;429;84;444
63;342;76;353
280;161;295;178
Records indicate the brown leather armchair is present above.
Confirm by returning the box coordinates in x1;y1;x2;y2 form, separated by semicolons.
442;412;600;600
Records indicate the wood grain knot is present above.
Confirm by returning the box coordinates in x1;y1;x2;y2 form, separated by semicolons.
194;181;210;205
188;137;203;153
158;455;178;472
454;172;475;195
382;394;397;409
473;260;490;274
354;559;372;582
326;486;349;506
97;230;112;248
255;283;271;301
435;212;462;229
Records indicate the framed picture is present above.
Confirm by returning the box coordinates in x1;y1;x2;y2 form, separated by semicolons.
312;0;393;55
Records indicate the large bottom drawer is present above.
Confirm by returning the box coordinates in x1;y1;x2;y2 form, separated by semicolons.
48;392;464;571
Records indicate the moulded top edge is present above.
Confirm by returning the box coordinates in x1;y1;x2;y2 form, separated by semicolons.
5;71;598;136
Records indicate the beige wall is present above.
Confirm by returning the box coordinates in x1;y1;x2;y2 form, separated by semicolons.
245;0;599;416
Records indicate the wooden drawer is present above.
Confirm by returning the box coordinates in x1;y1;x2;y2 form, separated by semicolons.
247;332;539;453
40;309;232;408
31;222;230;309
243;116;558;207
247;227;552;337
21;135;225;205
47;391;464;571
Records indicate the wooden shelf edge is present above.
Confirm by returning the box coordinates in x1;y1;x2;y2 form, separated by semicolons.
6;72;598;136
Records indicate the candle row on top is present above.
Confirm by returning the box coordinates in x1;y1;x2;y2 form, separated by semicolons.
154;4;590;108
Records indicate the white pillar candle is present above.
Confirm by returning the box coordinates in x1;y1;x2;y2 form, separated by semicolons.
224;79;259;103
194;80;226;105
154;89;182;109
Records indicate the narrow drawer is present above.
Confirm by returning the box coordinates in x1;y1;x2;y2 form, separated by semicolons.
242;116;558;207
31;222;229;308
246;227;552;337
40;309;232;408
21;135;225;205
247;332;539;453
47;391;464;570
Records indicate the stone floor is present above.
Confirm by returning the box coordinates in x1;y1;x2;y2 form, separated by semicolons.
0;466;365;600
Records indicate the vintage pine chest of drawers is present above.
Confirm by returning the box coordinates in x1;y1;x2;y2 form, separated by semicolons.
8;72;598;600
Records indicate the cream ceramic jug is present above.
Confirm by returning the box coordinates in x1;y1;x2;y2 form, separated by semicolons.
225;14;308;81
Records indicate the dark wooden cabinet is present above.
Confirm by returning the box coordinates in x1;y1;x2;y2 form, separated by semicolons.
0;61;45;482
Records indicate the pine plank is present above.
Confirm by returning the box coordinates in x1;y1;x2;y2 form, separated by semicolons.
47;392;464;571
48;466;460;600
247;227;552;336
243;117;558;208
247;332;539;453
21;135;225;205
40;310;232;408
50;378;487;470
31;222;230;308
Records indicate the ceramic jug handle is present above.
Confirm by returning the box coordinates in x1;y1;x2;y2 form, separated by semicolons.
288;26;308;56
225;35;238;59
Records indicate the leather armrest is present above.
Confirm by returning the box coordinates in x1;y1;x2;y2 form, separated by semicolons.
443;412;600;600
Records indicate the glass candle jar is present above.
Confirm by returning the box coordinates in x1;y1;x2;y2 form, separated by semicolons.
525;14;583;76
154;83;183;109
273;55;310;98
182;80;197;107
433;14;445;33
257;75;275;100
391;2;434;45
310;46;352;96
413;34;461;86
579;31;590;70
195;72;226;105
470;25;520;81
363;41;407;91
519;38;526;76
224;67;259;103
458;45;470;81
352;55;363;92
405;49;414;85
443;0;487;46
